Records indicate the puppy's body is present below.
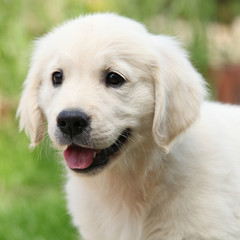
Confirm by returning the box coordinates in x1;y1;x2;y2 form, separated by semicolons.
17;14;240;239
66;102;240;240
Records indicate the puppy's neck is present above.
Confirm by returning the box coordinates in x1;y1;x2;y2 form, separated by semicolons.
72;141;166;204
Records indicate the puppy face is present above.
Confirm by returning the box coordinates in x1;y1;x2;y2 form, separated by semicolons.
18;13;205;174
40;29;155;149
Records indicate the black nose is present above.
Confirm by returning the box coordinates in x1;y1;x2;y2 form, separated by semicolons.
57;110;89;137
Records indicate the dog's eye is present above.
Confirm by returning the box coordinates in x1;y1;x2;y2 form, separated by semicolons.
52;71;63;86
106;72;126;87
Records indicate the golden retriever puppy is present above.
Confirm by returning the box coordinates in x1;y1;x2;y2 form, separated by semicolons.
18;13;240;240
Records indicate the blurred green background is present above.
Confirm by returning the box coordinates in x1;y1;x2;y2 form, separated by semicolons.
0;0;239;239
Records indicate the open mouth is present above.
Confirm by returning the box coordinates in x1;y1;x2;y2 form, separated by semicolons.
63;129;131;173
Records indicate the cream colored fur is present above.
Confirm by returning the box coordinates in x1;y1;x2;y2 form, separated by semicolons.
17;13;240;240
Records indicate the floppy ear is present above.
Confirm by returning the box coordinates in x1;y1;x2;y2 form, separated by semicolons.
151;35;206;152
17;47;46;148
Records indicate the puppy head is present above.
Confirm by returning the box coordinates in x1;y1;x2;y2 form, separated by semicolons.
17;13;206;173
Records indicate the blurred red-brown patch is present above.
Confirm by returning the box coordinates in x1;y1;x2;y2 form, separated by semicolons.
211;65;240;104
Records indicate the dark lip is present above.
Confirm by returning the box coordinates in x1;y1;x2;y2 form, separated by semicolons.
70;128;131;174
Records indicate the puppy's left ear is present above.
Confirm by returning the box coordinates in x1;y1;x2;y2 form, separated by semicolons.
17;44;46;148
151;35;206;152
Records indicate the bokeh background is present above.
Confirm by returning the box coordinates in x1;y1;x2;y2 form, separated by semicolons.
0;0;240;239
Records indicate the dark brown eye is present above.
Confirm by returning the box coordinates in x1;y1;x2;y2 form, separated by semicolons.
106;72;126;87
52;71;63;86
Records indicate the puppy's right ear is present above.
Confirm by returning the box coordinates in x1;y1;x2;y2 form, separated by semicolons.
151;35;206;152
17;44;46;148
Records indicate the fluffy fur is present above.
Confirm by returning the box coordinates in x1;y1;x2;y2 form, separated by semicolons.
17;13;240;240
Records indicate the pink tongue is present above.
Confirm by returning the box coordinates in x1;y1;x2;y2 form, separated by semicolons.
63;145;95;169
